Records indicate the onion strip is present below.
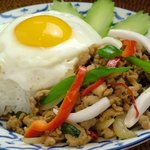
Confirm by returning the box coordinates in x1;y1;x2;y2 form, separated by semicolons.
23;136;45;144
124;87;150;128
53;97;110;123
97;37;122;49
113;115;136;139
108;29;150;53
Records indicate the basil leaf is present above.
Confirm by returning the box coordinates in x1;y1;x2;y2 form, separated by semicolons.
97;45;122;59
61;122;80;137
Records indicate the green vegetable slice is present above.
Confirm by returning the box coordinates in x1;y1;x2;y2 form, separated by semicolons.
16;111;24;118
84;66;130;84
40;76;74;105
113;115;136;139
127;56;150;74
97;45;122;59
61;122;80;137
41;66;131;106
113;11;150;35
50;0;83;18
84;0;114;37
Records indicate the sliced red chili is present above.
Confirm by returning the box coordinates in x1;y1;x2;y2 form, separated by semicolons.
81;77;105;96
89;130;98;140
122;40;137;57
111;82;139;118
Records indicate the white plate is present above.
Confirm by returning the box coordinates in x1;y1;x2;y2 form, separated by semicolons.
0;2;150;150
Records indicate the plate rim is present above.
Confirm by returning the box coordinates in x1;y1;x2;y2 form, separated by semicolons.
0;2;149;150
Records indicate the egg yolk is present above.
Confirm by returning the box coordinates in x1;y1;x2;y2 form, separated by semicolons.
15;15;72;47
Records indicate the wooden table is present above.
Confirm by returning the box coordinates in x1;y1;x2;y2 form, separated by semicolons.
0;0;150;149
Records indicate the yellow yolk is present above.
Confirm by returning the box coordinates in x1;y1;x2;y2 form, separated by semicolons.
14;15;72;47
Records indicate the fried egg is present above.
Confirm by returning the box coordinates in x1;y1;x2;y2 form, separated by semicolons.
0;11;101;114
0;11;101;91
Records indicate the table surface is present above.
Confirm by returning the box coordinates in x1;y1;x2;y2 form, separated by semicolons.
0;0;150;150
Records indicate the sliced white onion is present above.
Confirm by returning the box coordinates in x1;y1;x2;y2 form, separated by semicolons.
98;37;122;49
53;97;110;123
108;29;150;53
23;136;45;144
124;87;150;128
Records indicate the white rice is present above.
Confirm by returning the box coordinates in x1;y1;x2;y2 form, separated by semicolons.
0;79;31;115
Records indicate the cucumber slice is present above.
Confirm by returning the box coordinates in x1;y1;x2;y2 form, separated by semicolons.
84;0;114;37
49;0;83;18
113;11;150;35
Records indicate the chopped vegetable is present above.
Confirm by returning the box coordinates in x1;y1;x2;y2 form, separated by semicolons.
125;87;150;128
113;115;136;139
89;131;98;140
41;66;131;106
97;45;122;59
127;56;150;74
61;122;80;137
112;11;150;35
84;66;131;84
82;77;105;96
23;136;45;144
40;76;74;106
50;0;83;18
24;66;86;138
122;40;136;57
84;0;114;37
106;57;121;67
15;111;23;118
96;118;115;130
53;97;110;123
111;82;139;118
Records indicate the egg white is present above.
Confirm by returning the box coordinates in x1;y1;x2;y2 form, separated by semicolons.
0;11;101;92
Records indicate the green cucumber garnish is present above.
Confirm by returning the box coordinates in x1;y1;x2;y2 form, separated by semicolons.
113;11;150;35
50;0;83;18
84;0;114;37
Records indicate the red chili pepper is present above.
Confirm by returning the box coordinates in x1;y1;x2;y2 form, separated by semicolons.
122;40;137;57
24;66;87;138
89;131;98;140
111;82;139;118
81;77;105;96
81;57;121;96
106;57;121;67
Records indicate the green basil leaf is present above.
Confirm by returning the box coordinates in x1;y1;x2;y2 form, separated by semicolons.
97;45;122;59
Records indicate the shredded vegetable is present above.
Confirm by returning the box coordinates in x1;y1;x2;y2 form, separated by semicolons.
53;97;110;123
113;115;136;139
106;57;121;67
111;82;139;118
127;56;150;74
82;78;105;96
97;45;122;59
122;40;136;57
61;122;80;137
